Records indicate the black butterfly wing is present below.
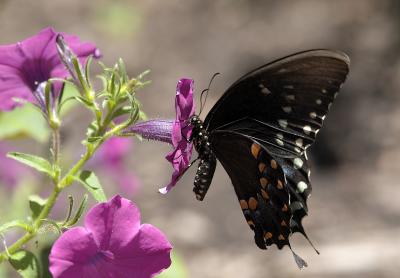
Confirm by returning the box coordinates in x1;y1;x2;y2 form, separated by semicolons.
274;153;317;249
211;131;293;250
205;49;350;157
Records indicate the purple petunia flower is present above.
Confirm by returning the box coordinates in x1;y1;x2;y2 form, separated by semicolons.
160;78;195;194
126;79;195;194
49;195;172;278
0;27;100;111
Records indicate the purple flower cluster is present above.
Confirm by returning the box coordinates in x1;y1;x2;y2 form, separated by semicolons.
0;28;201;277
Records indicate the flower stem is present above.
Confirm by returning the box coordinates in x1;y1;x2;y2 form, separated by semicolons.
0;188;60;263
0;131;118;262
52;128;60;171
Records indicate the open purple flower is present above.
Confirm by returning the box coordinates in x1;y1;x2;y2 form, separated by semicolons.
160;78;195;194
126;79;195;194
49;195;172;278
0;27;100;111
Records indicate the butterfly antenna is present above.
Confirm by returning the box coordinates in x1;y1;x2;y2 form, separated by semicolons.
199;72;220;116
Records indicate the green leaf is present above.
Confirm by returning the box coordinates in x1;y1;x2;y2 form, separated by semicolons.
29;195;47;220
7;152;53;177
74;171;107;202
0;220;31;234
0;105;49;142
157;251;188;278
9;250;40;278
65;194;88;227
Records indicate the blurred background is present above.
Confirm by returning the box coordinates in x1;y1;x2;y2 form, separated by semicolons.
1;0;400;277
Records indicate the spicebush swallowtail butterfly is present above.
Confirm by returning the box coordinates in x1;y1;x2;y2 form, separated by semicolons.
188;50;349;268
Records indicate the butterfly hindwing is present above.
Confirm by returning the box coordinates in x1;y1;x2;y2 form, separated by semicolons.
275;154;311;234
210;131;292;249
205;50;350;157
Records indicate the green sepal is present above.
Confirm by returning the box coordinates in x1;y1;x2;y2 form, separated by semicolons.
111;105;132;119
65;194;88;227
84;56;94;88
74;96;94;108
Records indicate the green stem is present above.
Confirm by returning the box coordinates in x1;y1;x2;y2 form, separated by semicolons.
52;128;60;186
52;128;60;169
0;188;60;263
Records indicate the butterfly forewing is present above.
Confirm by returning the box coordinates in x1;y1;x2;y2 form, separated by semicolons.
205;50;350;157
211;131;293;249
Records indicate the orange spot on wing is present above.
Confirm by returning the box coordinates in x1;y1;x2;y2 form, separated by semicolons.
260;177;268;188
239;200;248;210
248;197;258;210
277;179;284;189
271;159;278;169
251;143;261;159
265;232;273;239
258;163;267;173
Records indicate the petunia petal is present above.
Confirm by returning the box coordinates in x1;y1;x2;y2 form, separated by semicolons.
50;197;172;277
112;224;172;278
49;227;99;277
175;78;195;121
84;195;140;252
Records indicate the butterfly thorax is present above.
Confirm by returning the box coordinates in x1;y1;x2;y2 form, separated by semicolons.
190;115;217;201
190;115;211;154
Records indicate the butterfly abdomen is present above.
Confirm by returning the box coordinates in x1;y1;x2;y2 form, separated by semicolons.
190;115;217;200
193;155;216;200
